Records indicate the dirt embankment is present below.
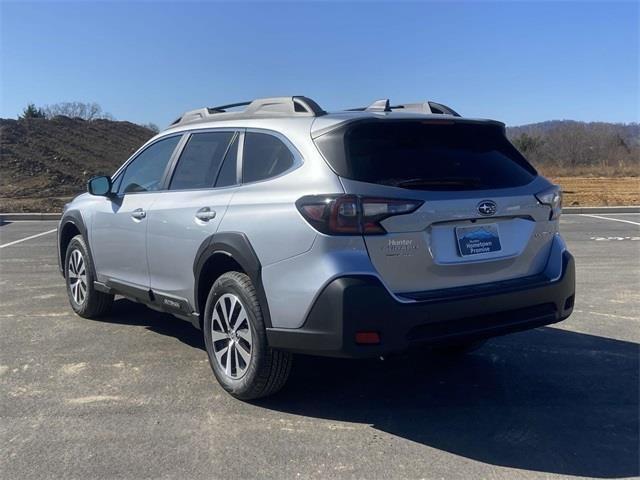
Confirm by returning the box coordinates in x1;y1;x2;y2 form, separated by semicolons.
1;117;154;212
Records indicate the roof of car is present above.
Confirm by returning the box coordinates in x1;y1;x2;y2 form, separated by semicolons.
161;96;505;137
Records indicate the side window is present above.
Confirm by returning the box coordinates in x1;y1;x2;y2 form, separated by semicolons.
169;132;234;190
242;132;295;183
215;135;239;187
119;136;181;194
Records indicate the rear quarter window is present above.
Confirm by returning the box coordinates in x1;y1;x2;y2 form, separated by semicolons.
242;132;295;183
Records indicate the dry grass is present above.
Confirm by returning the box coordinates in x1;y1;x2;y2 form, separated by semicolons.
538;165;639;178
549;177;640;207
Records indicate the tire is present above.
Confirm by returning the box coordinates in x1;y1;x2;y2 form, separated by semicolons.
64;234;114;318
203;271;292;400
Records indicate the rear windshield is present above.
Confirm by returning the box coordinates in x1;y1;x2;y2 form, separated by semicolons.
314;120;537;190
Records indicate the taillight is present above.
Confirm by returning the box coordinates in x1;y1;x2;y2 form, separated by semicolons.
296;195;423;235
535;186;562;220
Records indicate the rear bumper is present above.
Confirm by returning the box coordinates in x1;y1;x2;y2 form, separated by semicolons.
266;251;575;358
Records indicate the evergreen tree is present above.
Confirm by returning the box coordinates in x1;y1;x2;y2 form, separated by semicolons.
19;103;46;119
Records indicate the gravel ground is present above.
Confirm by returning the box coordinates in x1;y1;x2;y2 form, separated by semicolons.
1;215;638;480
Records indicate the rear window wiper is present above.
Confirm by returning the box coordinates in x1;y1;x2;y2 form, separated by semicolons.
390;177;485;189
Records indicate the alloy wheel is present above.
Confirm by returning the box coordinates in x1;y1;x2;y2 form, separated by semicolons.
68;249;87;305
210;293;253;379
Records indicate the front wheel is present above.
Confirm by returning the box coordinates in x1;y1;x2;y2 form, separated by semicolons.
203;272;292;400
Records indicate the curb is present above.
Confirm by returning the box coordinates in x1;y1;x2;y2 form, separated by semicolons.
562;206;640;214
1;206;639;221
0;213;62;221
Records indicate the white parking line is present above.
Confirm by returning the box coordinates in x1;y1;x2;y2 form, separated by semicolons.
564;212;640;217
573;309;639;321
0;229;57;249
580;214;640;226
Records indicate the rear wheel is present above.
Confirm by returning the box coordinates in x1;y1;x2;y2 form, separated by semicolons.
203;271;292;400
64;235;113;318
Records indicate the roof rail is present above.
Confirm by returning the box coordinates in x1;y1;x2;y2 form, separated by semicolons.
345;98;391;112
366;99;391;112
168;96;326;129
390;101;461;117
347;99;461;117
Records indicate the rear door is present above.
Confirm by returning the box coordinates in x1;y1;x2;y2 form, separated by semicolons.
314;120;556;294
91;134;182;291
146;130;239;310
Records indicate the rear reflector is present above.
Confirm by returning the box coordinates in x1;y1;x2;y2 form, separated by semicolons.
355;331;381;345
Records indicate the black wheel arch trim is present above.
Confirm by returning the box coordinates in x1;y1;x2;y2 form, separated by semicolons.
193;231;272;328
58;210;96;278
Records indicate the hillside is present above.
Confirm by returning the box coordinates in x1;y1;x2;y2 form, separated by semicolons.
1;117;638;212
1;117;155;212
507;121;639;177
508;120;640;143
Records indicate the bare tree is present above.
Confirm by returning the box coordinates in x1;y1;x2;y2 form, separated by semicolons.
508;121;639;175
43;102;114;121
142;122;160;133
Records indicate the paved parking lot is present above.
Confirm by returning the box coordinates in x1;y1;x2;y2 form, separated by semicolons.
1;215;638;479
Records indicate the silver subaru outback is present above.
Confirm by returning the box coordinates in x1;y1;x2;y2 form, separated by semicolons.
57;96;575;399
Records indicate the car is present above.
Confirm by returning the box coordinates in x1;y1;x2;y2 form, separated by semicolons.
57;96;575;399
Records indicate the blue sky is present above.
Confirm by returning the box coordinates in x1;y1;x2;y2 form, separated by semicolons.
1;1;638;127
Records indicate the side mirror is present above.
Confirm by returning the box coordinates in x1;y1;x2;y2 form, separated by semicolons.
88;176;112;196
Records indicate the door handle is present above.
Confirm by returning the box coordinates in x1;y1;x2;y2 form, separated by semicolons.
195;207;216;222
131;208;146;220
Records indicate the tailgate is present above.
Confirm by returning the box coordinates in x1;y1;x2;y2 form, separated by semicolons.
362;192;557;294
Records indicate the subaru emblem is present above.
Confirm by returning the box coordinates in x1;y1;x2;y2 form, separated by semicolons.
477;200;497;216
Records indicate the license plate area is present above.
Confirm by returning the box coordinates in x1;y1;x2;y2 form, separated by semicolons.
455;224;502;257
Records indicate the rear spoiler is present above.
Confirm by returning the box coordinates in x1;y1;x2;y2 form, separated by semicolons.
311;116;506;139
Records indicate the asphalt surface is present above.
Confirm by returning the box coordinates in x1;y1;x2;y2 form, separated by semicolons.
1;215;638;480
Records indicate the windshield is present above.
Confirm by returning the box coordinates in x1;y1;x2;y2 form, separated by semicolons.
314;120;537;190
